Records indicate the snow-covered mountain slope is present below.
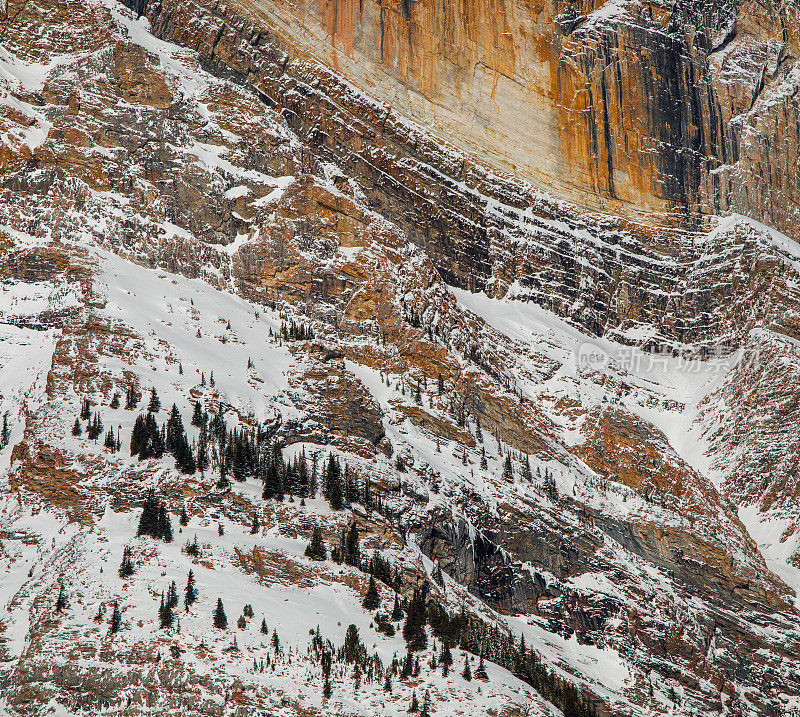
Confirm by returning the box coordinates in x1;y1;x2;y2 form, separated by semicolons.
2;0;800;716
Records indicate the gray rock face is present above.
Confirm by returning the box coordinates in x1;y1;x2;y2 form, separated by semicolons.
116;0;800;355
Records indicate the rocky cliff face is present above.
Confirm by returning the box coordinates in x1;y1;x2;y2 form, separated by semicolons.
126;0;800;230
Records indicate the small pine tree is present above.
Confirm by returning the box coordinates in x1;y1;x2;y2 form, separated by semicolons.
362;575;380;611
148;387;161;412
179;507;189;526
260;618;269;634
191;401;203;427
305;527;327;561
461;653;471;681
391;593;404;621
167;580;179;609
1;413;10;448
110;391;120;409
237;615;247;629
118;546;135;578
185;569;197;608
109;601;121;633
125;386;138;410
71;418;81;436
502;454;514;482
159;592;174;629
475;653;488;681
420;690;431;717
250;514;260;534
55;583;67;613
521;456;533;482
409;691;419;712
213;598;228;629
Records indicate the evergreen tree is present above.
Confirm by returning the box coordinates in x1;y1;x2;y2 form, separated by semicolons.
159;592;174;628
109;601;121;633
343;624;362;663
433;562;445;587
179;507;189;526
130;414;146;456
237;615;247;629
305;527;327;561
87;411;103;441
125;386;138;410
137;490;173;542
157;504;173;542
502;454;514;482
148;387;161;412
71;418;81;436
118;546;135;578
165;403;183;454
110;391;120;409
80;398;91;420
440;642;453;676
475;653;488;681
196;424;209;475
135;413;164;459
420;690;431;717
461;653;471;681
402;589;427;651
261;462;283;501
344;522;360;566
213;598;228;629
521;456;533;482
362;575;380;611
167;580;179;609
185;569;197;608
328;466;344;510
543;469;558;501
260;618;269;634
408;691;419;712
191;400;204;427
55;583;67;613
392;593;404;621
250;514;260;534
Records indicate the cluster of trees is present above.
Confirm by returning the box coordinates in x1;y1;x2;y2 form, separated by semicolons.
103;425;122;452
130;397;196;474
158;581;180;628
425;605;600;717
318;454;371;510
130;413;165;459
279;320;314;342
73;398;105;442
136;490;174;542
308;624;386;703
